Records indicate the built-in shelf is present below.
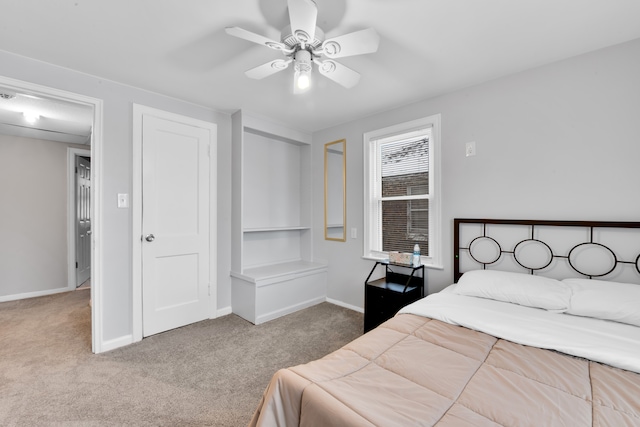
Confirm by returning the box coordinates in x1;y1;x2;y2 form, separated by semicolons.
243;226;311;233
231;260;327;283
231;110;327;324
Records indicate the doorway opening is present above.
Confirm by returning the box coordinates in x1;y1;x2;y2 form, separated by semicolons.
0;75;103;353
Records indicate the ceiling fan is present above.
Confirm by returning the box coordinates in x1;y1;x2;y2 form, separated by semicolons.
225;0;380;93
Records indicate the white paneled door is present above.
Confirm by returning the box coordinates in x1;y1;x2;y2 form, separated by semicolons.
142;115;211;337
75;155;91;286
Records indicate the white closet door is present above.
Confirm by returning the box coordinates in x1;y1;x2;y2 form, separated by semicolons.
142;114;211;337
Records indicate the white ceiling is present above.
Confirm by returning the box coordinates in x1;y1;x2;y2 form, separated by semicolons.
1;0;639;133
0;88;93;144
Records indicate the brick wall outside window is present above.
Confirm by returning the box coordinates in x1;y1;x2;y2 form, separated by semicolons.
381;172;429;254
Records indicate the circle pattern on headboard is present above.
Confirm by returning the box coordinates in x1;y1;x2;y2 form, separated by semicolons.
468;236;501;265
513;239;553;270
568;242;617;277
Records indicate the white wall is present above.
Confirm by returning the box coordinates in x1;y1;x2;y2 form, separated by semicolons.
313;38;640;308
2;36;638;343
0;50;233;344
0;135;85;298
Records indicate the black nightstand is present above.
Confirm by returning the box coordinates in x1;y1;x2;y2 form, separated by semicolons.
364;262;425;333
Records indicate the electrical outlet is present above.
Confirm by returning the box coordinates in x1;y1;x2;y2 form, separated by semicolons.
465;141;476;157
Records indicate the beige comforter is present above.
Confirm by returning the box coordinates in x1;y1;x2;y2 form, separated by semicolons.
249;314;640;426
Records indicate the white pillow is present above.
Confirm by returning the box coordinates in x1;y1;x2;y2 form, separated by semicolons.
454;269;571;311
563;278;640;327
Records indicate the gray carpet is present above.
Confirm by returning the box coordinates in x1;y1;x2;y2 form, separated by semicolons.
0;289;363;426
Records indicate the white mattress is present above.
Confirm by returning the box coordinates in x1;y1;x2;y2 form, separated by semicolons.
399;285;640;374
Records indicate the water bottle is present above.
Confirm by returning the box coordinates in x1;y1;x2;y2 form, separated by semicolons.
413;244;421;267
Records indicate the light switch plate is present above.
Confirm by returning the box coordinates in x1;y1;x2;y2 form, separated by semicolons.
117;193;129;208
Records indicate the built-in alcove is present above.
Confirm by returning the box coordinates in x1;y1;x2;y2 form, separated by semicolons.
230;111;327;324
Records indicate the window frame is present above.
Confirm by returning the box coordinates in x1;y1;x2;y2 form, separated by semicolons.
363;114;442;269
407;184;429;235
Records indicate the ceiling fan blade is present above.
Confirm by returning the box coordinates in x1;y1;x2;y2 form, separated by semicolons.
287;0;317;46
317;60;361;88
225;26;287;51
321;28;380;58
245;59;292;80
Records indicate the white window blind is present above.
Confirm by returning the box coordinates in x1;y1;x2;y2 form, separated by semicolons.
381;137;429;177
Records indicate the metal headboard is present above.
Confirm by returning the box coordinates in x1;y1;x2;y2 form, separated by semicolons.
454;219;640;283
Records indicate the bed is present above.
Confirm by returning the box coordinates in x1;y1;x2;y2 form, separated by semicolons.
249;219;640;426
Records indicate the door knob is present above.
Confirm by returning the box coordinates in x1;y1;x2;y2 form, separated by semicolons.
145;234;155;242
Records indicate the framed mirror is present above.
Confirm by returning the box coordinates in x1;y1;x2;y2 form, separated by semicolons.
324;139;346;241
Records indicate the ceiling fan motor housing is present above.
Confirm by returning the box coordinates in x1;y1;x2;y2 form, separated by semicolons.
281;25;324;51
294;49;312;72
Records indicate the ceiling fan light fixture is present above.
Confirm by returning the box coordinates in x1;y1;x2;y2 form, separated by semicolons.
226;0;379;90
23;112;40;124
296;70;311;90
294;49;313;92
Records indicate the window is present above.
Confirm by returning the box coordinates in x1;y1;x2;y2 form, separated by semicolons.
363;115;442;268
408;185;428;234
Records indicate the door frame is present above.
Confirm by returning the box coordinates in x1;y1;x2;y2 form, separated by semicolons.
132;104;217;342
0;75;104;353
67;147;92;290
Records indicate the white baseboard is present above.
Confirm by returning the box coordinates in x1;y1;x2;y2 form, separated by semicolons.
99;334;134;353
215;306;232;317
0;286;70;303
97;307;231;354
326;298;364;313
255;296;325;325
